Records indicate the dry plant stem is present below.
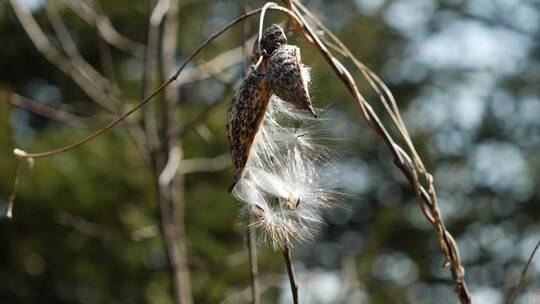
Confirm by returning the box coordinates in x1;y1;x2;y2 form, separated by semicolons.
283;246;299;304
142;0;167;152
282;1;471;302
44;0;120;98
11;0;148;159
9;0;115;112
8;92;91;128
63;0;146;57
510;239;540;304
247;220;260;304
243;8;260;303
158;0;193;302
5;159;22;219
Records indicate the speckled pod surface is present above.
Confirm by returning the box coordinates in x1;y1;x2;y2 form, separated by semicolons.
226;68;272;190
260;24;287;57
227;24;316;191
267;44;316;117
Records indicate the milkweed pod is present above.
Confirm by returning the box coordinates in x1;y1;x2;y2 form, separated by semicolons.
267;44;317;117
226;67;272;192
260;24;288;57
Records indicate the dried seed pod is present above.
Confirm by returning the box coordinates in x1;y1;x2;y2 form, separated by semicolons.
267;44;317;117
260;24;287;57
226;67;272;191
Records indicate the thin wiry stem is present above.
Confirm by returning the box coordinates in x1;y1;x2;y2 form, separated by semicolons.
242;8;260;302
283;246;299;304
9;0;115;112
141;0;168;152
8;92;92;128
11;0;148;159
510;239;540;304
5;159;22;219
159;0;193;302
44;0;121;99
6;5;298;218
63;0;146;57
247;221;260;304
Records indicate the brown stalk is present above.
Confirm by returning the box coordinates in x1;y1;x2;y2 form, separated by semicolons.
280;1;472;302
283;246;299;304
242;6;261;303
157;0;193;302
63;0;146;58
8;92;92;128
510;239;540;304
9;0;116;112
10;0;148;159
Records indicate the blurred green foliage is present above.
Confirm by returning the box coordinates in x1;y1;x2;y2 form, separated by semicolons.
1;0;539;303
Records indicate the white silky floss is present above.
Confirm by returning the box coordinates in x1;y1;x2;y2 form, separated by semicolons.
232;96;338;250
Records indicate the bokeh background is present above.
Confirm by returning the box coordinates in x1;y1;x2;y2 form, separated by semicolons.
1;0;539;303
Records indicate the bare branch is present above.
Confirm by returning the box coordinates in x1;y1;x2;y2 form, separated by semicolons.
44;0;121;98
63;0;146;57
5;159;22;219
8;92;92;128
247;221;260;304
9;0;117;112
283;246;299;304
174;46;245;86
510;239;540;304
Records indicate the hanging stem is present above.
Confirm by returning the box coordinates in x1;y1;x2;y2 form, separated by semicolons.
5;158;22;219
247;219;260;304
283;245;298;304
510;239;540;304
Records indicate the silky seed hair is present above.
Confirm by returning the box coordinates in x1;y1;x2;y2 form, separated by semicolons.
232;96;338;249
227;24;337;249
228;24;313;191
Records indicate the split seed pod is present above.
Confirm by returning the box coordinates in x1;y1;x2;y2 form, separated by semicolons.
227;24;316;191
259;24;287;57
267;44;317;117
226;68;272;191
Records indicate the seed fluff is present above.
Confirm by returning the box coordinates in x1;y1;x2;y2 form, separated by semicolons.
231;96;339;250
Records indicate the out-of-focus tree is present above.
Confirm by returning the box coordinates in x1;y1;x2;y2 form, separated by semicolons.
0;0;539;303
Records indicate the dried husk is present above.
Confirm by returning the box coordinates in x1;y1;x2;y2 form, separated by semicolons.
267;44;316;117
226;67;272;191
260;24;288;57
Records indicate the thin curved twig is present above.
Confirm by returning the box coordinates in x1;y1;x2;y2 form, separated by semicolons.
283;246;299;304
63;0;146;57
8;92;94;128
510;239;540;304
